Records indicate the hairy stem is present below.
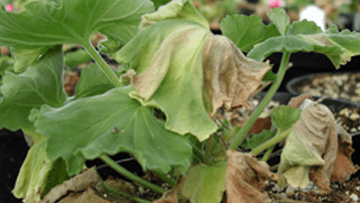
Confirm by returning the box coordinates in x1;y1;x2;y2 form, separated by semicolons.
104;183;152;203
100;155;166;194
83;41;121;87
229;52;291;150
250;127;292;156
152;170;176;187
261;145;275;162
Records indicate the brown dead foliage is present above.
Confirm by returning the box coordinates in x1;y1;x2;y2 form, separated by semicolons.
202;35;272;115
226;150;278;203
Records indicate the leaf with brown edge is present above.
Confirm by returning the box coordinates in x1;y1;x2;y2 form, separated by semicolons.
202;35;272;114
330;124;359;182
226;150;278;203
278;102;338;192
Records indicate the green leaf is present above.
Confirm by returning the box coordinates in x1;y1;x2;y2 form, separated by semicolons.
64;49;92;70
0;46;66;131
11;46;50;72
140;0;209;30
176;162;227;203
267;8;290;36
30;87;192;176
0;0;154;48
12;137;69;202
246;13;360;68
288;20;323;35
73;64;115;100
246;130;276;150
220;14;280;52
248;35;314;61
270;105;302;132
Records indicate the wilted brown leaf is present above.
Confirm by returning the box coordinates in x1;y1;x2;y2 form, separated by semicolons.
153;190;178;203
226;150;278;203
278;102;338;192
202;35;272;115
57;187;110;203
330;124;359;182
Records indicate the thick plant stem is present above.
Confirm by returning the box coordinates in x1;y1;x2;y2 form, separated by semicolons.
250;127;292;156
152;170;176;187
104;183;152;203
229;52;291;150
99;155;166;194
83;41;122;87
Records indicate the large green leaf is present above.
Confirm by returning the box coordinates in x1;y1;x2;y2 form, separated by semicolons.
0;0;154;48
175;162;227;203
0;46;66;131
220;14;280;52
30;87;192;176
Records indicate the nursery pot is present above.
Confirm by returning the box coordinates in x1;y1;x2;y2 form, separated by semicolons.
0;129;29;203
285;72;360;100
350;132;360;179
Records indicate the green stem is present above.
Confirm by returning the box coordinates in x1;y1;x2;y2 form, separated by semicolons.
229;52;291;150
250;127;292;156
152;170;176;187
104;183;152;203
83;41;122;87
99;155;166;194
261;145;275;162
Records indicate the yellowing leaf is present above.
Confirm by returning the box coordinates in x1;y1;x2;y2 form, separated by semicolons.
116;2;271;141
226;150;278;203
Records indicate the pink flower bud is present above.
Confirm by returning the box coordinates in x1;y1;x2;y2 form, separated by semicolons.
5;4;13;12
268;0;284;8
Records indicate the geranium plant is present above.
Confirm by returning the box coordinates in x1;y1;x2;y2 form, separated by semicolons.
0;0;360;202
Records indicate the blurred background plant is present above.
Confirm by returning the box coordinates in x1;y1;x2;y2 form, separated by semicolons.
191;0;360;30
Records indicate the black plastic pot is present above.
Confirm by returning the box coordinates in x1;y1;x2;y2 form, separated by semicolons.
0;129;29;203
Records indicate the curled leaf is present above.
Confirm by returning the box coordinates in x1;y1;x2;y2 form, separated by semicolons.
202;35;272;114
226;150;278;203
278;102;338;192
116;1;271;141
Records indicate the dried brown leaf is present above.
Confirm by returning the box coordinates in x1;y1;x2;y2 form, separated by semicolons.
40;167;102;203
330;124;359;182
57;187;110;203
278;103;338;192
226;150;278;203
202;35;272;114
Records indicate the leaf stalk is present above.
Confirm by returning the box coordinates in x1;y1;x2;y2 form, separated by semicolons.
229;51;291;150
83;41;122;87
250;127;292;156
99;155;166;194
